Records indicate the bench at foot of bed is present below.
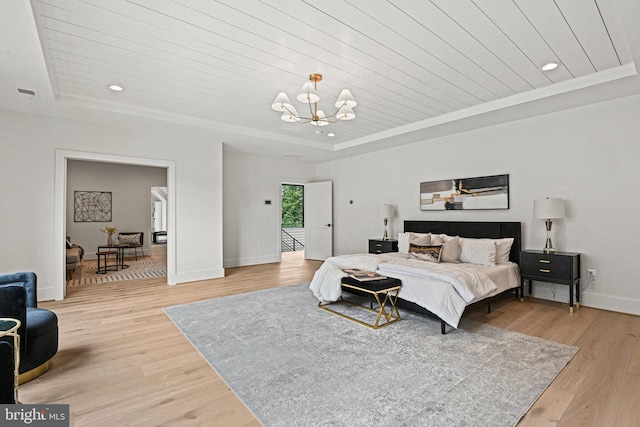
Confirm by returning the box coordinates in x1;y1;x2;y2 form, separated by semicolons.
318;277;402;329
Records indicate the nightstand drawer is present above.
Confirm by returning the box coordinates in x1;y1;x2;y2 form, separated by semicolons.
369;239;398;254
520;251;578;282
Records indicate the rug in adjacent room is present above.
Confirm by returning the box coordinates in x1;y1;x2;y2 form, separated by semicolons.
67;257;167;286
165;283;578;427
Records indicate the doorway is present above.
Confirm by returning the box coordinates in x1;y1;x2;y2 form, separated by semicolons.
281;183;305;255
54;150;176;300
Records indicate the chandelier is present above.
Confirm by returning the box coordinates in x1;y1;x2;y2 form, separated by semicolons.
271;74;357;126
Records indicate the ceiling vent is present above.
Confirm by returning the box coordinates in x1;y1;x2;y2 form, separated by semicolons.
17;88;36;96
282;153;305;160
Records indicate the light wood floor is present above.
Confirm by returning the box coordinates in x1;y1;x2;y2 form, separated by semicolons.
21;252;640;426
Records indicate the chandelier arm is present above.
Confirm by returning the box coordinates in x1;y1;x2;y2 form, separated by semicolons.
283;104;349;124
313;116;340;124
282;104;299;119
304;100;315;120
321;107;343;119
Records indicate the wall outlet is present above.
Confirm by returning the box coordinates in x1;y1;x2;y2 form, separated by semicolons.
587;269;597;278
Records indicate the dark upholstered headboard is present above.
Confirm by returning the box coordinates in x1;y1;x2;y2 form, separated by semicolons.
403;220;521;264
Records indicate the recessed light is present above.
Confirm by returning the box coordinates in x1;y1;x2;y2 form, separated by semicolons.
108;84;124;92
327;133;336;137
541;62;559;71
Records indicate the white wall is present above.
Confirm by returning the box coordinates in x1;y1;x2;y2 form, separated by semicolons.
316;93;640;316
0;110;224;300
3;92;639;315
223;151;316;267
67;160;167;258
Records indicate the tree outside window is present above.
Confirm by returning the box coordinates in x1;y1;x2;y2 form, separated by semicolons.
282;184;303;228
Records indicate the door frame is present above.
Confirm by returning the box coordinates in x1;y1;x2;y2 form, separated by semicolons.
54;149;176;300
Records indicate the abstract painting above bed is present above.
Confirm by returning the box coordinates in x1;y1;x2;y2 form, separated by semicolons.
420;174;509;210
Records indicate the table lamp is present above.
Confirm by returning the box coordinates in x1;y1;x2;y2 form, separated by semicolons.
377;204;394;240
533;198;565;253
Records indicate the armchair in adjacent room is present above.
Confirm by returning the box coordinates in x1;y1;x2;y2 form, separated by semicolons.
0;272;58;384
118;232;145;260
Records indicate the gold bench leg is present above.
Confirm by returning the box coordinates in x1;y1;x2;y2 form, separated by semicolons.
319;286;402;329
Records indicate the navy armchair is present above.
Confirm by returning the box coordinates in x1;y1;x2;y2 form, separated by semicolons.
0;272;58;385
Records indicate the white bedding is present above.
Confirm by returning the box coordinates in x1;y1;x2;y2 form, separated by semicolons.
309;253;520;329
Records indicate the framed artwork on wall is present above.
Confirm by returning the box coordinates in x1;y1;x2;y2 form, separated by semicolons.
74;191;112;222
420;174;509;211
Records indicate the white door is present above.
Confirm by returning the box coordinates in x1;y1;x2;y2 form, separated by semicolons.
304;181;333;260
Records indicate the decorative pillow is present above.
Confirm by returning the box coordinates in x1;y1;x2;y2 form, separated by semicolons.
119;233;141;245
429;235;460;262
409;244;442;263
459;238;497;266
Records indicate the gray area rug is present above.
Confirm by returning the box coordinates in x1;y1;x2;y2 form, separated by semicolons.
165;283;578;427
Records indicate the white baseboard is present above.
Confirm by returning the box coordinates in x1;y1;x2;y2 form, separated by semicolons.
224;254;281;268
529;282;640;316
580;292;640;316
172;268;225;285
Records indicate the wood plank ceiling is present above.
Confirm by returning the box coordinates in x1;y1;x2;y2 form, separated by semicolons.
30;0;633;154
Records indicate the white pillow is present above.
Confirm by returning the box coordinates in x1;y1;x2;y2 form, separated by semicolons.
397;232;410;254
457;237;514;264
430;234;444;245
459;238;497;266
410;233;431;246
495;238;515;264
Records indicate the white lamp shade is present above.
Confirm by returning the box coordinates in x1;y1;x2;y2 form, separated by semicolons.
533;198;565;219
271;92;293;112
377;204;394;218
334;89;357;108
336;106;356;121
296;82;320;103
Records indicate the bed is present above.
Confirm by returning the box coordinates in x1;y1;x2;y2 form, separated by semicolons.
309;220;522;334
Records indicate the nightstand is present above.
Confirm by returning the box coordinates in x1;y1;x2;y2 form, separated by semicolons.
369;239;398;254
520;250;581;313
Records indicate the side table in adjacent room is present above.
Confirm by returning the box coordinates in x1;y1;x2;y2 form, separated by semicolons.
0;318;21;404
96;249;119;274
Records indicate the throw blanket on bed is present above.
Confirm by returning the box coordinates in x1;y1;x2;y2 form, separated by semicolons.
309;254;390;302
377;258;498;303
309;254;498;304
